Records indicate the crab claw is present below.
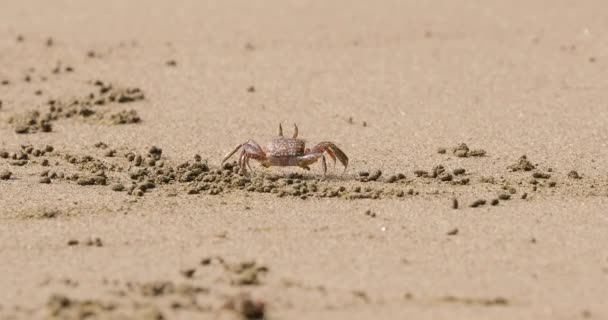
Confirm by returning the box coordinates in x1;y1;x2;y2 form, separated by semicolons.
310;142;348;173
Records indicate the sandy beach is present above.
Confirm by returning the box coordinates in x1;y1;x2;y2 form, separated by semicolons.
1;1;608;319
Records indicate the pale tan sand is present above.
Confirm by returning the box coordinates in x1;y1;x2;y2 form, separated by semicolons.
1;0;608;319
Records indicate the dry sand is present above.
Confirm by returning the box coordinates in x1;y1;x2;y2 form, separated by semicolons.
1;0;608;319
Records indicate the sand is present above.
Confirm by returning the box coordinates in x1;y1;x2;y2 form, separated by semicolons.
1;0;608;319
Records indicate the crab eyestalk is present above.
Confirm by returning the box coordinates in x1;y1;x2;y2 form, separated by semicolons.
293;124;298;138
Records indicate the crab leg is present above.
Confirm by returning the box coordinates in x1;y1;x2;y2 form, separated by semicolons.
324;148;337;167
237;150;245;172
244;152;250;171
221;143;245;165
237;149;244;168
321;154;327;176
243;140;265;155
245;154;253;172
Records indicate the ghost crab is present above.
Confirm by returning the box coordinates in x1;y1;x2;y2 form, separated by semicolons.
221;124;348;176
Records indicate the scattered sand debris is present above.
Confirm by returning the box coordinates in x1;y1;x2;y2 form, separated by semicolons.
224;260;269;286
7;81;145;134
453;168;466;175
431;165;445;178
75;173;107;186
91;81;145;104
197;257;268;286
122;280;210;306
8;110;53;133
44;290;171;320
352;290;370;303
200;256;223;266
2;140;588;203
532;172;551;179
85;237;103;247
508;155;535;172
148;146;163;160
413;170;428;177
39;177;51;184
107;109;141;124
357;170;382;182
385;173;405;183
0;170;12;180
1;143;421;201
94;142;108;149
470;199;487;208
138;281;176;297
47;294;118;319
479;176;496;184
67;237;103;247
17;207;67;219
51;61;74;74
223;293;265;320
498;193;511;200
104;149;117;157
440;143;487;157
364;209;376;217
441;295;509;306
10;160;28;166
414;165;469;185
180;269;196;279
111;183;125;192
135;307;165;320
447;228;459;235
